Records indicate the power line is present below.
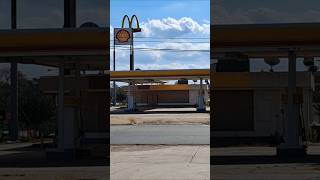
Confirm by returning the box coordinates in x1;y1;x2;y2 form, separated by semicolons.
109;40;209;43
110;36;209;40
134;37;209;39
134;41;209;43
111;47;209;52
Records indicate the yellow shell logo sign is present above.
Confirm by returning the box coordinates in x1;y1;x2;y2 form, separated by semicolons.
116;29;131;43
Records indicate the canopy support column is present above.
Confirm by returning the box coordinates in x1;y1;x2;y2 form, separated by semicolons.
57;62;65;150
197;78;206;112
126;82;136;111
277;50;306;157
9;0;19;141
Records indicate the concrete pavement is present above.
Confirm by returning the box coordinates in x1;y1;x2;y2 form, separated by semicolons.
0;167;109;180
211;145;320;180
111;125;210;145
0;142;108;180
111;145;209;180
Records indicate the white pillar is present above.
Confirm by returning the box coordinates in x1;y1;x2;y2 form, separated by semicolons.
197;78;206;112
126;82;136;111
277;50;306;157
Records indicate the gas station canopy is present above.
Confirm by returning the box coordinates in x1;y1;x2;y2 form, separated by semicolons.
212;23;320;58
111;69;209;81
0;28;108;70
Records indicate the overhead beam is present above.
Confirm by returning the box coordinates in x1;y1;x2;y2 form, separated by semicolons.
110;69;210;80
0;28;108;57
212;23;320;58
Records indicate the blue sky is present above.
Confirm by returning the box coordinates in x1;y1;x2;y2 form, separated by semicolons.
110;0;210;71
111;0;209;27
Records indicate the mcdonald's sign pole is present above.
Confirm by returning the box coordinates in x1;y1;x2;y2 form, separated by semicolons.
130;35;134;71
120;15;141;71
114;15;141;111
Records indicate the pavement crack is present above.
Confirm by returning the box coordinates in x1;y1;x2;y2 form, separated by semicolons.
189;146;200;164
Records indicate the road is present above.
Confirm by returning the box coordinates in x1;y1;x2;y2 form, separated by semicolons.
110;124;210;145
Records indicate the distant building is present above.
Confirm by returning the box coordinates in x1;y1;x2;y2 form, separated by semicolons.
125;84;209;107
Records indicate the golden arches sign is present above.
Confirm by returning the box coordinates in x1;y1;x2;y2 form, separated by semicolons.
121;15;141;32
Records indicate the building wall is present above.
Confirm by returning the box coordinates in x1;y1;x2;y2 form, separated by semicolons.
253;89;283;137
39;75;108;133
134;84;209;107
211;72;314;138
212;90;254;131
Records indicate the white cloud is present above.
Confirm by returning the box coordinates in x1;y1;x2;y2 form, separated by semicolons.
213;5;320;24
135;62;209;70
111;17;210;71
141;17;209;37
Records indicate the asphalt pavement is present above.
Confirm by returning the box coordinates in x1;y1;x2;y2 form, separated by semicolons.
110;124;210;145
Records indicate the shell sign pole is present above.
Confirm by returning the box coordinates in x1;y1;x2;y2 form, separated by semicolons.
114;15;141;71
112;15;141;108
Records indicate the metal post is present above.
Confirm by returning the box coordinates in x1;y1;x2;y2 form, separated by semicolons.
64;0;76;28
75;61;81;147
113;36;116;106
58;62;65;150
9;0;18;141
11;0;16;29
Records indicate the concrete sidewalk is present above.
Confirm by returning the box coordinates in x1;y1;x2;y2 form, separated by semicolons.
110;107;209;125
0;142;108;180
0;167;108;180
111;145;209;180
212;145;320;180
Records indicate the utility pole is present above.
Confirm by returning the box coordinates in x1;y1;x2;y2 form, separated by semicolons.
64;0;76;28
9;0;18;141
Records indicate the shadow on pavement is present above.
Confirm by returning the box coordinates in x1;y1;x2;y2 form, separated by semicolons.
0;143;107;168
211;155;320;165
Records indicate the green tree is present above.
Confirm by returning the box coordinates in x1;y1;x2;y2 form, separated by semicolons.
116;87;127;103
18;78;56;138
0;68;56;141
